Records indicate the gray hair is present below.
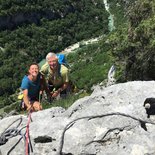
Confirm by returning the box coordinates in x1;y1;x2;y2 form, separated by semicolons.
46;52;57;61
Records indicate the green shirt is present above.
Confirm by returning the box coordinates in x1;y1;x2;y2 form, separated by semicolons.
40;62;69;87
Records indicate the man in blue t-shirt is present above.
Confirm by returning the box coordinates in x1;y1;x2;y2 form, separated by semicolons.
21;74;40;100
21;63;43;111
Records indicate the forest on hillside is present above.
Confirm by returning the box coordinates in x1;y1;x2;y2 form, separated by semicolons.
0;0;109;101
3;0;155;112
110;0;155;81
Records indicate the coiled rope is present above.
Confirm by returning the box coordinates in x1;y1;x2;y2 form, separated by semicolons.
0;111;33;155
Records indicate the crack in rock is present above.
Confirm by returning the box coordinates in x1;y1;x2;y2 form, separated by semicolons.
34;136;53;143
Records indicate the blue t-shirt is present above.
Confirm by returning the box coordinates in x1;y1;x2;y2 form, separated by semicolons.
21;75;41;100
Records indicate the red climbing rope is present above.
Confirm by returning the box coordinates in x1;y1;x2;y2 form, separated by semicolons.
25;110;32;155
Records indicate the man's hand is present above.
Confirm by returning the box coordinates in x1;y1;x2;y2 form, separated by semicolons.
51;90;60;98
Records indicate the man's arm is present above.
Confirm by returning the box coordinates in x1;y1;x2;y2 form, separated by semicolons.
40;62;49;75
52;65;69;98
58;65;69;93
51;82;69;98
58;82;69;93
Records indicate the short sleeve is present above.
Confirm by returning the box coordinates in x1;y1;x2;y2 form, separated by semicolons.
61;65;69;83
40;62;49;75
21;76;29;90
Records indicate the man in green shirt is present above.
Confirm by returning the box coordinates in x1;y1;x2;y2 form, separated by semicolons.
40;52;69;98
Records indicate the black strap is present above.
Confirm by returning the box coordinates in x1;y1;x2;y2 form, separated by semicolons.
0;135;7;145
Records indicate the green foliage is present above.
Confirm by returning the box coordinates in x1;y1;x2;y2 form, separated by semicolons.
128;0;153;28
108;0;128;28
122;0;155;80
0;0;128;113
68;41;119;91
0;97;4;109
0;0;109;98
105;0;155;81
3;0;155;114
42;93;86;110
3;101;19;113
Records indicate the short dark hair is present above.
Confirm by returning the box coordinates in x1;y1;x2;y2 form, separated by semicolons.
29;62;39;68
27;62;39;75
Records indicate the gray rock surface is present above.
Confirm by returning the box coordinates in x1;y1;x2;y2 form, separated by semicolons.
1;81;155;155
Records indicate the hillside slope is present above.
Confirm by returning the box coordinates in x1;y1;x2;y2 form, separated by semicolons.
0;0;110;98
0;0;128;107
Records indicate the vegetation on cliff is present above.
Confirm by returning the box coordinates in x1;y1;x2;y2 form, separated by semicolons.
3;0;155;112
0;0;109;101
109;0;155;81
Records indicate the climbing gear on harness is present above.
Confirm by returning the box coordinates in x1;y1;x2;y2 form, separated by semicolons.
18;93;24;100
17;89;24;100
